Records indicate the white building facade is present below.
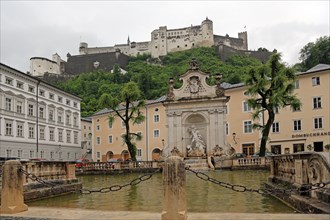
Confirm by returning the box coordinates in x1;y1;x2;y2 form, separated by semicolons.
0;63;82;161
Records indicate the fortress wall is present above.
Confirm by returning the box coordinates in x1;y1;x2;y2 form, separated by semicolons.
30;58;60;77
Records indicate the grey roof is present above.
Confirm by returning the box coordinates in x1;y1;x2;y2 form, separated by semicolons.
297;64;330;76
81;117;92;122
306;64;330;73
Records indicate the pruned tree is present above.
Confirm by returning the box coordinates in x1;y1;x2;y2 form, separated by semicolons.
245;53;301;157
99;81;145;161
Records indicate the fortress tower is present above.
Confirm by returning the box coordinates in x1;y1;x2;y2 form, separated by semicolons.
238;31;248;50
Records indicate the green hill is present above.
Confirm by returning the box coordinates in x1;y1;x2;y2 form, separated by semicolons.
56;47;263;117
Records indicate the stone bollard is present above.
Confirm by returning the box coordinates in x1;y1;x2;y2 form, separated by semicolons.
0;160;28;214
162;156;187;220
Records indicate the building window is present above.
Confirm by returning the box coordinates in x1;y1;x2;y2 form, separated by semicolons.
73;116;78;126
273;106;279;114
39;90;45;96
5;98;12;111
58;96;63;103
272;122;280;133
96;137;101;144
58;112;63;123
74;131;78;144
242;143;255;156
108;121;113;129
244;121;253;133
49;128;55;141
30;150;34;158
293;120;302;131
6;149;12;157
294;80;299;89
16;101;23;113
243;101;251;112
225;123;229;135
293;143;304;153
67;152;70;159
121;121;125;127
58;129;63;142
59;152;62;160
28;86;35;93
313;97;322;109
17;123;23;137
39;107;44;119
314;117;323;129
153;129;160;137
66;130;71;143
5;121;13;136
108;135;113;143
96;125;100;131
97;152;101;158
28;104;34;116
5;77;13;85
137;149;142;157
49;109;54;121
312;76;320;86
17;81;24;89
40;127;45;140
154;115;160;123
50;152;54;159
28;124;35;138
66;113;71;125
73;102;77;108
66;99;71;106
49;93;54;100
293;105;301;112
18;150;23;158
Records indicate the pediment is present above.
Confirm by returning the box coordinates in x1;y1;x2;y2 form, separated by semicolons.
166;58;226;101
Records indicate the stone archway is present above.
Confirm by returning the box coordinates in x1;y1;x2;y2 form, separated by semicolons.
106;151;114;161
121;150;130;161
152;148;162;161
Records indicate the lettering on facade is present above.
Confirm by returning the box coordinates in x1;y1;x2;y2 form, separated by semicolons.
292;131;330;138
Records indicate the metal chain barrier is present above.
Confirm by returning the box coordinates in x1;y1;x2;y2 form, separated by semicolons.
185;166;330;195
19;168;57;191
80;168;161;194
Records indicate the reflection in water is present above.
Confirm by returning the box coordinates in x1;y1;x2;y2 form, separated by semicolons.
28;170;294;213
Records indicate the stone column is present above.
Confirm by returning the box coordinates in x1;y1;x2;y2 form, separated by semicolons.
0;160;28;214
162;156;187;220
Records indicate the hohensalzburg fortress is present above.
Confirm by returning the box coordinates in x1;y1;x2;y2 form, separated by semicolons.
30;18;250;78
79;17;248;58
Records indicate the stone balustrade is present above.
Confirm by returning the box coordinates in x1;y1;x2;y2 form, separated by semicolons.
267;152;330;213
76;161;161;174
1;160;81;205
22;161;76;185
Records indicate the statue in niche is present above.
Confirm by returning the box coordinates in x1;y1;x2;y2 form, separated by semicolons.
188;76;201;94
186;126;206;157
212;144;236;159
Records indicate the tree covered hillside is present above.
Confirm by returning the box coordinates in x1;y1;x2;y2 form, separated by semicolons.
57;47;263;117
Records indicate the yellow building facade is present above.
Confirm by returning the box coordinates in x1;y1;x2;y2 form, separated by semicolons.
92;64;329;161
92;97;167;162
225;64;330;156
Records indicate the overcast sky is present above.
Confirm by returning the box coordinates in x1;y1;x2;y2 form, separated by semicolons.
1;1;329;72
